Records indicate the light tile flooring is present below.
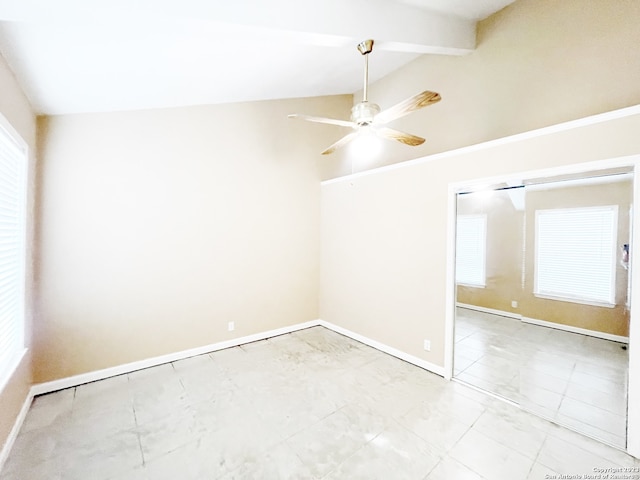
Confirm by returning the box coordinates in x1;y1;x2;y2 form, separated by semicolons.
2;326;639;480
455;307;629;448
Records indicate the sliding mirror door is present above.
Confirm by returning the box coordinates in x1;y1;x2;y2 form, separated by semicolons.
454;172;632;449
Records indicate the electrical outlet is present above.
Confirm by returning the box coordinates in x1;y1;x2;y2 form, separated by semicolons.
228;321;235;332
511;300;518;308
423;339;431;351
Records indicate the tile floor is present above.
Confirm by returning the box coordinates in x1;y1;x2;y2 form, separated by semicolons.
2;326;638;480
455;307;629;448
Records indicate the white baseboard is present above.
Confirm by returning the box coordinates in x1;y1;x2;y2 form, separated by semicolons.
3;317;446;472
0;391;33;473
1;320;322;473
457;304;629;343
456;303;522;320
30;318;447;396
30;320;322;396
318;320;446;377
522;317;629;344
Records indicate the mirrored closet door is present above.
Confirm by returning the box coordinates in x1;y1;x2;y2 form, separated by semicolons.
454;170;632;449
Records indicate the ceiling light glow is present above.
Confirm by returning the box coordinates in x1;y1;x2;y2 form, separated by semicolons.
349;130;382;159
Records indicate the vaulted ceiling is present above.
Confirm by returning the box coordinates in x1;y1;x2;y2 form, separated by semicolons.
0;0;516;115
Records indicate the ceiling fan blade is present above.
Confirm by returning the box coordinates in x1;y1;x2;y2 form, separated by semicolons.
374;90;441;125
376;127;425;147
288;114;355;128
321;132;359;155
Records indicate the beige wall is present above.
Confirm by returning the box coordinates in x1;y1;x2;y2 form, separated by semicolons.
457;181;632;337
0;55;36;456
35;95;352;383
320;112;640;369
320;0;640;180
2;0;639;458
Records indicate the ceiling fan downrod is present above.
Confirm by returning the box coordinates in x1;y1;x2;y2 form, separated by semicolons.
357;39;374;103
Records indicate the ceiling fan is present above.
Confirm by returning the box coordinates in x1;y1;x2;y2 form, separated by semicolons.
288;39;441;155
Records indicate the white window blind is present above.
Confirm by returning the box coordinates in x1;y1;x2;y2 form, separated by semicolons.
0;117;27;385
535;206;618;306
456;214;487;287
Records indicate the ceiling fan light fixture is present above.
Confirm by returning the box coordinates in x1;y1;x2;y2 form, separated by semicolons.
351;101;380;126
350;128;382;158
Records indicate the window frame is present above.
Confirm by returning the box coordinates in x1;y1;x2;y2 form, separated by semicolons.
0;112;28;391
534;205;618;308
455;213;487;288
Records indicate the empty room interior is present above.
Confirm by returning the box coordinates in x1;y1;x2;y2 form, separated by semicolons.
1;0;640;479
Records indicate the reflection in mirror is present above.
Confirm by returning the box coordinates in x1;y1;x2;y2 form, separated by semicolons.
454;173;631;449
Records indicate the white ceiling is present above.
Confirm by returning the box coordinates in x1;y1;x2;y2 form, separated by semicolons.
0;0;516;115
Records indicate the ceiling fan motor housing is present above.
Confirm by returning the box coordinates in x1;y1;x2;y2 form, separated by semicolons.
351;101;380;126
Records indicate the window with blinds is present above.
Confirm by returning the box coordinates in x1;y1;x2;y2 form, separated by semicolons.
0;115;27;387
535;205;618;306
456;214;487;287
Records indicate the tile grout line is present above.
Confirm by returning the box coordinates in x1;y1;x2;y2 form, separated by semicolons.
7;326;638;478
456;309;629;449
